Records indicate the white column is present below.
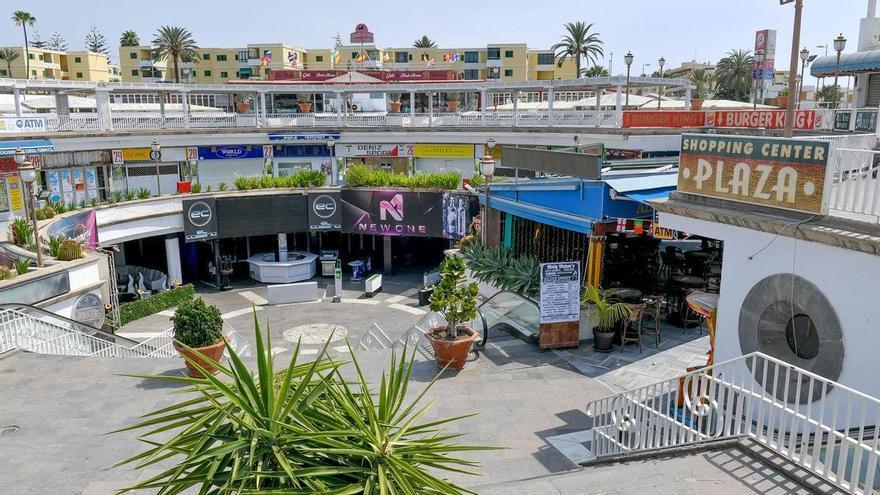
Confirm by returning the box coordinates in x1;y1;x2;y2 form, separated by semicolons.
336;92;343;125
428;92;434;127
95;88;113;131
13;87;22;117
409;91;416;119
164;236;182;286
547;88;555;126
595;88;601;110
512;91;519;126
158;92;166;127
685;87;692;109
615;85;623;111
259;92;267;127
180;91;190;127
54;93;70;116
480;90;488;111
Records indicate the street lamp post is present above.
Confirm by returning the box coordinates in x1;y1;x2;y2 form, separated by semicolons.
326;138;336;186
833;34;847;109
151;139;161;196
798;47;810;109
624;52;634;108
657;56;666;110
480;137;496;246
14;149;42;267
782;0;804;138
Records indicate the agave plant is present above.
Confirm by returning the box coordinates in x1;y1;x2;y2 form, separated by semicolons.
45;234;65;257
217;181;228;191
461;243;540;298
123;189;136;201
190;182;202;193
136;187;152;199
114;313;491;494
9;217;33;247
13;258;30;275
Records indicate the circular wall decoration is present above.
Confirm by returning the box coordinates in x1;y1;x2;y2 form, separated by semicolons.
283;323;348;345
738;273;843;404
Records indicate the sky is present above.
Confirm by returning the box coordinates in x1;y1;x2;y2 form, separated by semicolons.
2;0;869;72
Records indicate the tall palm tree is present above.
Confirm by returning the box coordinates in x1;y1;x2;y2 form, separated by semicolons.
551;21;604;78
120;30;140;47
11;11;36;79
0;48;20;77
413;36;437;48
688;68;715;99
715;49;754;102
582;65;609;78
151;26;199;83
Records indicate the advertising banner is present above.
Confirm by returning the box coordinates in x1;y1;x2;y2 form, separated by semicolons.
308;191;342;231
539;262;581;324
7;175;23;211
197;145;264;160
268;132;341;142
834;110;853;131
45;169;62;203
337;143;413;158
855;110;879;133
269;69;458;82
72;168;85;205
122;148;152;162
341;189;444;237
46;209;98;249
0;117;47;134
622;111;707;128
709;110;816;130
441;192;478;239
413;144;474;159
678;134;831;214
59;168;74;205
182;198;219;242
216;195;308;238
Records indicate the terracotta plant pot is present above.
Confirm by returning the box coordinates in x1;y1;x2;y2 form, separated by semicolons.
426;326;477;369
776;96;789;109
389;101;402;113
298;102;312;113
690;98;704;111
447;101;459;112
174;339;226;378
235;102;250;113
593;327;616;353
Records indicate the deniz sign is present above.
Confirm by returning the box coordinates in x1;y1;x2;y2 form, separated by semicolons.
183;198;219;242
341;190;445;237
308;191;342;231
197;145;264;160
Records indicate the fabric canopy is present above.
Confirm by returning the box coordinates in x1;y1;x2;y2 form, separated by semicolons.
811;51;880;76
623;187;674;205
485;195;595;234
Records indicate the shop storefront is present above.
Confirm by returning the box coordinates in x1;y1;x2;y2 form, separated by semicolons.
0;139;55;221
39;150;111;204
113;147;185;196
413;144;476;178
337;144;413;174
196;145;265;188
271;144;331;177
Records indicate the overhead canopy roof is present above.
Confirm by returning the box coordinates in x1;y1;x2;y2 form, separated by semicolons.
0;139;54;155
604;173;678;193
811;51;880;76
623;188;674;205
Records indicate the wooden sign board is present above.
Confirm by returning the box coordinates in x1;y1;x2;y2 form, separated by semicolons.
538;262;581;350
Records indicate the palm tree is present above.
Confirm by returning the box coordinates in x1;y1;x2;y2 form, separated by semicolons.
151;26;199;83
551;21;604;78
0;48;20;77
715;49;754;102
413;35;437;48
11;11;36;79
688;68;715;100
582;65;609;78
120;30;140;47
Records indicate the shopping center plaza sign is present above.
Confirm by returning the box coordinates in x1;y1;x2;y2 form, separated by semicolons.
677;134;830;214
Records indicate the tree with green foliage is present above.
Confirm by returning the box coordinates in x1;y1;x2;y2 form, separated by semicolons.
119;29;139;47
0;48;20;76
11;11;36;78
551;21;604;78
413;35;438;48
714;49;754;102
688;68;716;99
582;65;609;78
47;31;67;51
84;25;110;59
29;30;46;49
816;84;843;107
151;25;199;83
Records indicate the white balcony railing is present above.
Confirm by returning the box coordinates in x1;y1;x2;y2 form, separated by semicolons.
586;352;880;494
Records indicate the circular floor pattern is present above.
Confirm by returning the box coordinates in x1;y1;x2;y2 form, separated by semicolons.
283;323;348;345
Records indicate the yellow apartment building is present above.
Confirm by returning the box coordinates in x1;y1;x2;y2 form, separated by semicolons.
0;47;112;81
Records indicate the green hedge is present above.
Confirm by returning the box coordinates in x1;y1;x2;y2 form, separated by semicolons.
345;164;461;190
119;284;196;326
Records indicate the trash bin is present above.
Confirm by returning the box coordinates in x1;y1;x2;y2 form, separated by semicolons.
418;287;434;306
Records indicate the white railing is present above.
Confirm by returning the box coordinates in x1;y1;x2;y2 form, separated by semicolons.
804;133;880;223
0;308;253;359
586;352;880;494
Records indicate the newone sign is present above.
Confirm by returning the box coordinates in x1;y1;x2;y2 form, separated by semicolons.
269;70;460;82
622;110;817;130
677;134;830;214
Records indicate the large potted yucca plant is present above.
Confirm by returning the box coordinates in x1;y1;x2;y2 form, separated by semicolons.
113;312;492;494
171;297;225;377
427;256;480;369
389;92;402;112
583;285;629;353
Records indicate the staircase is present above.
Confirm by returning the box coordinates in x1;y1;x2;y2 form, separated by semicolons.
0;307;253;359
584;352;880;494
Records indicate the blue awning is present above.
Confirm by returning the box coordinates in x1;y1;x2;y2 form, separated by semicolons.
623;187;674;205
486;195;595;234
811;51;880;76
0;139;54;156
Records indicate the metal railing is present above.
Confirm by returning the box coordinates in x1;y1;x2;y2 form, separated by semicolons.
0;308;253;359
586;352;880;493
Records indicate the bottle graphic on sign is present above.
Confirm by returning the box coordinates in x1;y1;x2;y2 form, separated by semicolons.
446;196;458;238
457;198;467;237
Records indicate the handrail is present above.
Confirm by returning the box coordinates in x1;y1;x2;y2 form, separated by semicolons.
0;303;143;348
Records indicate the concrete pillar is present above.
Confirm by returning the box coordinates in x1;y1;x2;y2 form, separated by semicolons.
180;91;190;127
615;86;623;111
164;235;182;286
409;91;416;118
54;93;70;117
547;88;555;126
259;92;267;127
427;92;434;127
13;87;22;117
480;90;488;111
595;87;601;110
383;236;392;274
336;92;343;125
95;87;113;131
512;91;519;126
685;87;692;109
158;92;166;127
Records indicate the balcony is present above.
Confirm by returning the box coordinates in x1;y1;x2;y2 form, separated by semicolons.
247;58;261;66
42;62;61;70
486;59;502;68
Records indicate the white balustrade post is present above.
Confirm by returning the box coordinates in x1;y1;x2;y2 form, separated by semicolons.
164;235;182;287
13;86;22;117
615;85;623;111
95;87;113;131
409;91;416;125
158;91;166;127
547;88;555;127
336;92;343;126
428;91;433;127
685;87;692;110
513;91;519;127
180;90;190;128
258;91;267;127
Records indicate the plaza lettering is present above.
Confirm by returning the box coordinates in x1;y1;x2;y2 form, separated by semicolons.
692;158;800;204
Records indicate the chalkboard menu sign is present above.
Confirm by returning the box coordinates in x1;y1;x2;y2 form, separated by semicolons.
834;110;852;132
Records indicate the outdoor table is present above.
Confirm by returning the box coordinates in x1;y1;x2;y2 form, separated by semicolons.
606;287;643;303
671;275;704;289
685;291;718;366
667;276;705;326
684;250;712;276
684;250;712;262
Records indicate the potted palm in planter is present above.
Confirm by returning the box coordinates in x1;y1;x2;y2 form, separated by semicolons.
389;93;402;113
171;297;225;377
583;285;629;353
687;68;714;111
446;92;460;112
296;94;312;113
427;256;479;369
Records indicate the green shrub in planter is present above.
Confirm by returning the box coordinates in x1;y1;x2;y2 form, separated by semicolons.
10;217;33;247
56;239;83;261
171;297;223;348
428;256;478;339
0;266;15;281
119;284;195;326
13;258;31;275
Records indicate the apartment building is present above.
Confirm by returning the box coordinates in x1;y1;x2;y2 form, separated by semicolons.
0;46;114;81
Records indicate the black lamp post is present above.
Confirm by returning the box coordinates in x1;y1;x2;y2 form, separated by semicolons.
151;139;161;196
624;51;634;108
657;56;666;110
480;137;496;245
14;148;42;267
833;34;847;108
798;47;809;108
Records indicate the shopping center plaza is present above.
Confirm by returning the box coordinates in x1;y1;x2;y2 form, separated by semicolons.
6;3;880;494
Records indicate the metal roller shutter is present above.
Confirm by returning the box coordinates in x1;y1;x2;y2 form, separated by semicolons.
866;74;880;108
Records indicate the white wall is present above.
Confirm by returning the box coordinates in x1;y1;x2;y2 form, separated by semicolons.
198;158;264;188
415;158;475;178
273;157;328;176
659;212;880;403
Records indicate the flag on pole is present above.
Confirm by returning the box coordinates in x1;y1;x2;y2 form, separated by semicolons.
452;52;460;62
425;57;435;68
332;50;341;65
287;52;298;64
616;218;627;232
443;52;451;62
633;219;644;235
260;50;272;66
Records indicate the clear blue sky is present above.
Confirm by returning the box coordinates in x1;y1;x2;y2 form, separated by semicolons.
3;0;868;71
